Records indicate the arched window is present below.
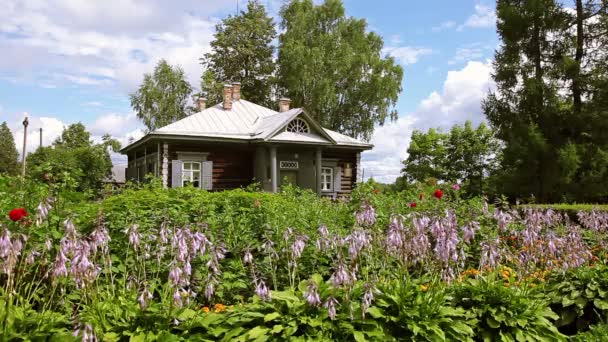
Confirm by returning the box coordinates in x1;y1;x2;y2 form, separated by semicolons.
286;118;310;134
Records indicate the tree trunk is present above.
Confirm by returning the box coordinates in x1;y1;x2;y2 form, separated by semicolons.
532;17;546;202
573;0;584;116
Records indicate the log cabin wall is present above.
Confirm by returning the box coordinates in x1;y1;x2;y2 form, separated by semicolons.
323;149;359;195
166;143;254;191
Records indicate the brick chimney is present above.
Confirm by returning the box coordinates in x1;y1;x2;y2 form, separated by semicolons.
232;82;241;101
196;96;207;112
222;84;233;110
278;97;291;112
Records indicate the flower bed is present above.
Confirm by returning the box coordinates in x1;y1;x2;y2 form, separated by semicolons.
1;178;608;340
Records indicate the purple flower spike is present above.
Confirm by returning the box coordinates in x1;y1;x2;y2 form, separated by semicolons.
304;282;321;307
255;279;271;301
323;297;339;320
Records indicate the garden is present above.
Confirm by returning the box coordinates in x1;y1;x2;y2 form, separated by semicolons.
1;177;608;341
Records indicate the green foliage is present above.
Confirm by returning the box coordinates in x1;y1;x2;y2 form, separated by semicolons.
546;265;608;335
484;0;608;203
0;122;19;176
277;0;403;141
401;121;499;197
372;281;478;341
26;123;118;194
2;177;608;340
202;0;276;107
130;59;193;132
451;278;566;341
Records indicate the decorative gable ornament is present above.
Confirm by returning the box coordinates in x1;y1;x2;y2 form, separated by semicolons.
286;118;310;134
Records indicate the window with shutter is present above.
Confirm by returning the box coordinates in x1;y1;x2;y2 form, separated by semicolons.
202;161;213;190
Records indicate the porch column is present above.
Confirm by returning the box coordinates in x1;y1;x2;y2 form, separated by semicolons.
270;146;278;193
315;148;322;195
162;142;169;188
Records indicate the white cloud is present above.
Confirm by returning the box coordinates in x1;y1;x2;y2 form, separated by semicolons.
383;46;433;65
458;4;496;30
448;43;494;65
9;113;66;156
361;60;495;183
432;21;456;32
90;112;141;137
0;0;223;92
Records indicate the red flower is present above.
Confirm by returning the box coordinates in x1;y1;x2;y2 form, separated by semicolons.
9;208;28;222
419;193;424;200
433;189;444;199
409;202;417;208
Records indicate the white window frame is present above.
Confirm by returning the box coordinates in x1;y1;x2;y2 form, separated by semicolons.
182;161;201;187
286;118;310;134
321;167;333;192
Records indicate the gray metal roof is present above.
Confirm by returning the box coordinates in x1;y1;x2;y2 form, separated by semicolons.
124;99;372;151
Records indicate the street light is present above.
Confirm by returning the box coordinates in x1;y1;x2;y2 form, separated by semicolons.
21;116;29;177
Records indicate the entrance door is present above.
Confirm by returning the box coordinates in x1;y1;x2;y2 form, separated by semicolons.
280;170;298;188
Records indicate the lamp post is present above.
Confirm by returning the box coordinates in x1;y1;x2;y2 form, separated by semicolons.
21;117;29;177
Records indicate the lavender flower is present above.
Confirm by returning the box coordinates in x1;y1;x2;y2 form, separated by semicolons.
347;229;371;259
204;281;216;300
480;238;503;269
323;297;339;320
44;237;52;251
35;197;53;226
315;224;334;252
290;234;308;260
125;224;141;250
461;221;479;244
330;260;356;288
361;283;376;316
355;202;376;226
243;249;253;264
386;217;404;251
73;323;96;342
138;286;153;310
304;282;321;306
255;279;271;301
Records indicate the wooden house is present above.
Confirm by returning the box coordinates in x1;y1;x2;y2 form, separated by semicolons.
120;82;372;197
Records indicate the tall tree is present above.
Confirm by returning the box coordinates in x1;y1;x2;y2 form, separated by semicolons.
444;121;499;196
401;128;448;184
484;0;608;202
277;0;403;141
202;0;276;106
401;121;499;197
27;123;120;192
130;59;193;132
0;122;19;175
483;0;568;202
54;122;90;148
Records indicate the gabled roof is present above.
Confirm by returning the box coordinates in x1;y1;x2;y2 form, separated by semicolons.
121;99;372;152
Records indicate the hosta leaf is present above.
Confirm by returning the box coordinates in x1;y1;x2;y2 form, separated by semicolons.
593;299;608;310
561;297;575;307
366;306;385;319
353;331;366;342
223;327;245;341
264;312;281;322
248;326;270;340
487;316;501;329
102;332;120;342
177;308;197;320
271;324;283;334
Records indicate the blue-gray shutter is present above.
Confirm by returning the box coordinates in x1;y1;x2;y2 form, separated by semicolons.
334;166;342;192
202;161;213;190
171;160;183;188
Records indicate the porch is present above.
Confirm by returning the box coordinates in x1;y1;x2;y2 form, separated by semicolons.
125;139;359;196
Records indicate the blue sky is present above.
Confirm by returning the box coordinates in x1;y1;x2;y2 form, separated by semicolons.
0;0;498;183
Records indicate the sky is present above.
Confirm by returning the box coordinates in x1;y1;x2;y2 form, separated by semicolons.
0;0;499;183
